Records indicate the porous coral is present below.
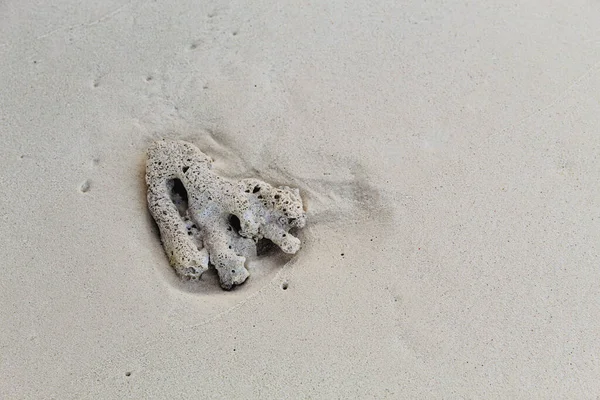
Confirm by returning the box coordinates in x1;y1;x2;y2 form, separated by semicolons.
146;139;307;289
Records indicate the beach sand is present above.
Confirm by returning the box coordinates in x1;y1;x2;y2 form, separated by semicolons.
1;0;600;397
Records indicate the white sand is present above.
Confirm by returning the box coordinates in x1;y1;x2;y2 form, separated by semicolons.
2;0;600;397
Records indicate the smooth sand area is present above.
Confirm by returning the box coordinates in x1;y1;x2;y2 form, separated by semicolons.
2;0;600;398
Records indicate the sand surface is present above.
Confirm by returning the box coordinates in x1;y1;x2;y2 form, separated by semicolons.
2;0;600;398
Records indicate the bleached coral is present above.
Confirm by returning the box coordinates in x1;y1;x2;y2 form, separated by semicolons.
145;139;307;289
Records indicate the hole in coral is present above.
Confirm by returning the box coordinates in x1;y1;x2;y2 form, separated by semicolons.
282;282;289;290
167;178;188;217
274;194;280;199
182;166;189;173
228;214;241;233
253;186;260;193
125;372;131;377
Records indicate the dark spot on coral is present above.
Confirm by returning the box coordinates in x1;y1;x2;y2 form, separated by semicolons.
182;166;189;173
253;186;260;193
231;270;235;273
125;372;131;377
282;282;289;290
288;218;296;224
274;194;280;199
341;253;344;256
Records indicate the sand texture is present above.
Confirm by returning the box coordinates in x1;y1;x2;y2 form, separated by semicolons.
1;0;600;398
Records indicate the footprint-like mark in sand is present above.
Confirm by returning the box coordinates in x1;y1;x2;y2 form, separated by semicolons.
187;40;203;51
79;158;100;193
79;180;91;193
